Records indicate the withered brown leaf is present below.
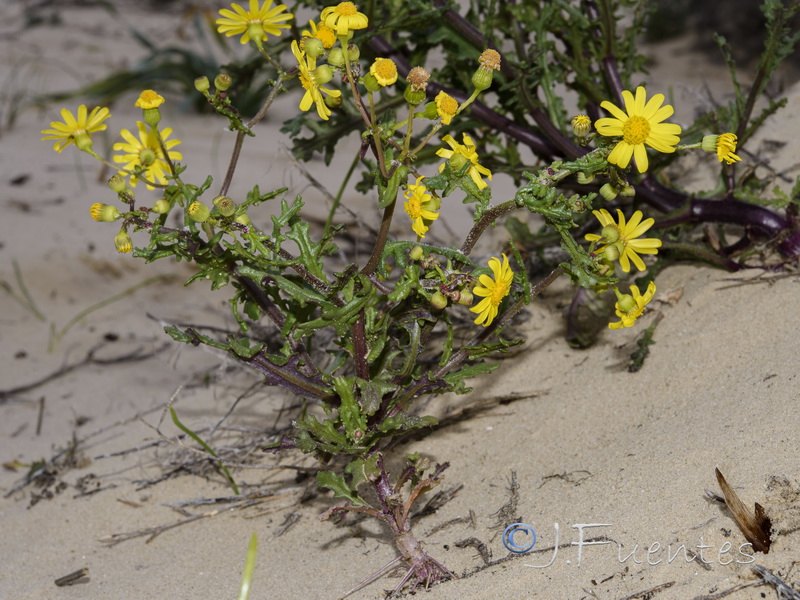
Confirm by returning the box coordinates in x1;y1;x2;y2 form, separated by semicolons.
715;468;771;554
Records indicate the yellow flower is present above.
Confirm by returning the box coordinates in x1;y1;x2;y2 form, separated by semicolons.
595;86;682;173
434;91;458;125
585;209;661;272
470;254;514;327
113;122;182;189
436;133;492;190
135;90;164;109
702;133;741;165
321;2;368;36
216;0;293;49
370;58;398;87
403;176;439;238
609;281;656;329
40;105;111;153
301;19;336;49
291;40;342;120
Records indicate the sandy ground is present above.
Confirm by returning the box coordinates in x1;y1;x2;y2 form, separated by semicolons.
1;3;799;599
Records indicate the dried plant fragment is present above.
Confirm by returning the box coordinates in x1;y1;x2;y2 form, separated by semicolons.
715;468;771;554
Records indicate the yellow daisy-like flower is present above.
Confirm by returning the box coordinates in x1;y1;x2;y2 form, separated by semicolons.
470;254;514;327
609;281;656;329
301;19;336;49
320;1;368;36
40;105;111;153
702;133;741;165
113;122;183;189
595;86;682;173
216;0;293;49
434;91;458;125
370;58;398;87
585;209;661;272
436;133;493;190
135;90;164;109
291;40;342;120
403;176;439;238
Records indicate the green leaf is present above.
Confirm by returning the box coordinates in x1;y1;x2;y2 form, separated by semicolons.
345;454;381;490
317;471;365;506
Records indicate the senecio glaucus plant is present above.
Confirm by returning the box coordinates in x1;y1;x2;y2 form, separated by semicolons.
41;0;798;592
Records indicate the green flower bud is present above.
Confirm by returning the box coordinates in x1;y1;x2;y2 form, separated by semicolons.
327;48;345;67
325;94;343;109
234;213;252;227
431;291;448;310
114;230;133;253
620;185;635;197
304;38;325;59
456;290;474;306
471;67;493;92
420;101;438;120
188;201;211;223
108;174;127;194
409;245;424;261
602;244;620;262
346;44;360;62
214;73;232;92
576;171;595;185
571;114;591;138
212;195;236;217
90;203;121;222
314;65;334;86
152;199;170;214
194;76;210;93
599;183;618;201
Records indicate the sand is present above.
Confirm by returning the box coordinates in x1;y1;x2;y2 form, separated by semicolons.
1;3;799;599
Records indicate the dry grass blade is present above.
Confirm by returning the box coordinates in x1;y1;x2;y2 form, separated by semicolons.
715;468;771;554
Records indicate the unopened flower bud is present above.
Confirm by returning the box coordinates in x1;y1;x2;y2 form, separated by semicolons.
571;114;591;138
314;65;334;86
602;244;620;262
194;76;210;93
214;73;232;92
90;203;121;222
304;37;325;59
599;183;618;201
325;94;342;109
234;213;252;227
420;101;438;121
456;290;474;306
212;195;236;217
188;201;211;223
114;230;133;253
108;174;127;194
620;185;635;197
152;199;170;214
409;245;424;261
327;48;345;67
576;171;595;185
431;291;448;310
346;44;360;62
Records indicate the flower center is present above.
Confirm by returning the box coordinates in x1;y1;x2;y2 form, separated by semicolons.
438;95;458;116
490;280;510;304
374;60;396;80
336;2;357;15
622;115;650;145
